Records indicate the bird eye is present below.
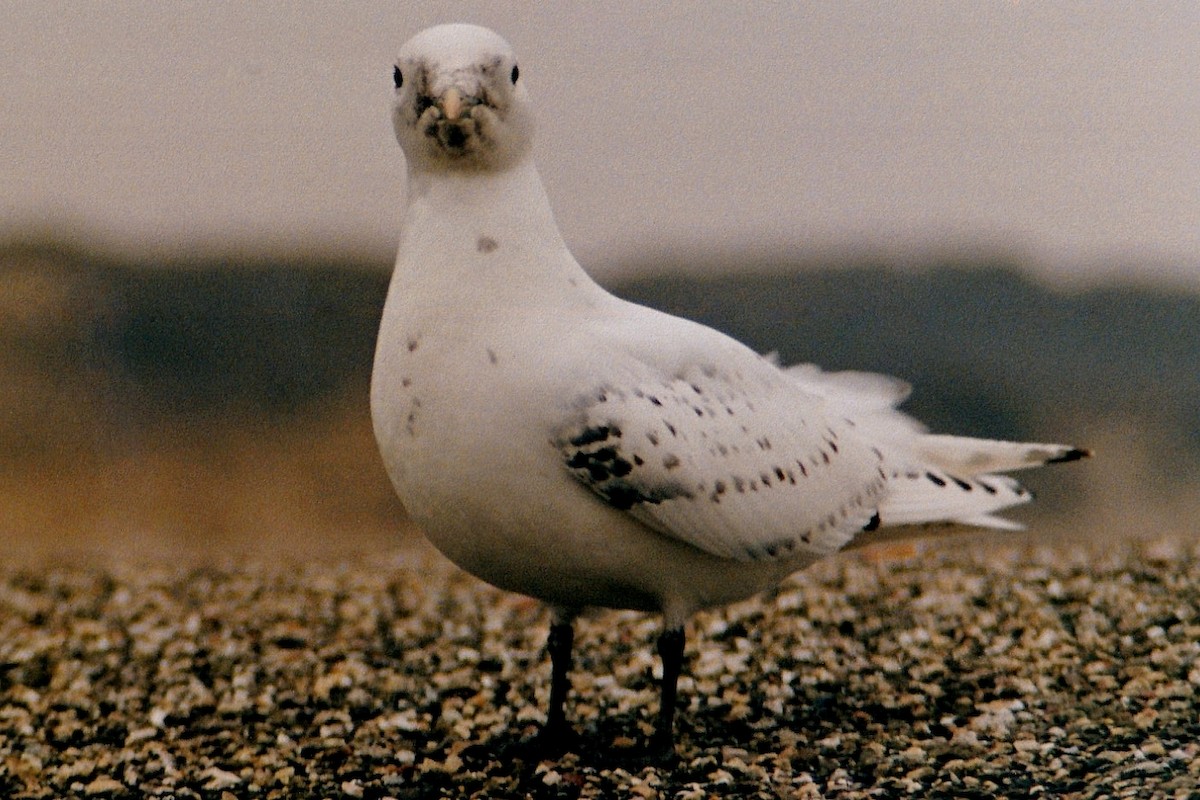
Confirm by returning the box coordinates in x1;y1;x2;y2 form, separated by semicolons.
510;64;519;84
393;66;403;89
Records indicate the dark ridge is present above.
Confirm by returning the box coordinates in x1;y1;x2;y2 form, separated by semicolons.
3;236;1198;469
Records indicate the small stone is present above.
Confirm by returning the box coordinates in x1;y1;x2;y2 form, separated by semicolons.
1140;739;1166;757
708;768;735;785
1134;707;1160;729
628;781;658;798
200;766;242;791
83;776;125;796
124;726;157;745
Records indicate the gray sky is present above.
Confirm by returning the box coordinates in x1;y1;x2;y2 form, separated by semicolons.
3;1;1198;286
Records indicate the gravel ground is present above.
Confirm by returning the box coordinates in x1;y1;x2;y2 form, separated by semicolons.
1;537;1198;799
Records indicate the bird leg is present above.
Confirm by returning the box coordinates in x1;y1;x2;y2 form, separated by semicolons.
649;626;685;756
525;617;684;762
543;619;575;740
515;617;577;759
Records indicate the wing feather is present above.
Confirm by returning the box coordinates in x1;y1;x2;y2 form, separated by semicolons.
557;366;885;562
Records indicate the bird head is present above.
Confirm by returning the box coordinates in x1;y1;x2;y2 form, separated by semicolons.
392;24;534;172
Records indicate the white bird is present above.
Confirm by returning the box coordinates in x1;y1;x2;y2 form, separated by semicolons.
371;23;1088;757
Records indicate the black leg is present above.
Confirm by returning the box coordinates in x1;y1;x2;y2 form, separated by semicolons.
650;626;685;756
543;619;574;739
512;618;577;760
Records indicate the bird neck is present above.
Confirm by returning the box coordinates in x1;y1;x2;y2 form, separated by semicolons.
392;158;598;303
404;159;565;255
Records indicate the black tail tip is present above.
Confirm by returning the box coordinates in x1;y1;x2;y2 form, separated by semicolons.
1048;447;1092;464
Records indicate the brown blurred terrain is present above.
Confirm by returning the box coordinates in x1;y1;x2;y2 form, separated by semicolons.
2;235;1196;565
0;238;403;563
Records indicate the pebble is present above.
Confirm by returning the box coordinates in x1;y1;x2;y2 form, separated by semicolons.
0;537;1197;798
82;776;124;795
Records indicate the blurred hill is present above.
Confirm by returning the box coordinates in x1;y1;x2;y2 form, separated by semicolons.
0;238;399;561
1;236;1195;561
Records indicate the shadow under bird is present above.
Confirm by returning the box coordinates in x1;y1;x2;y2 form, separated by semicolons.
370;23;1089;759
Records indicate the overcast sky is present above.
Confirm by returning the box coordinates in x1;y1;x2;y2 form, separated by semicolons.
2;2;1197;286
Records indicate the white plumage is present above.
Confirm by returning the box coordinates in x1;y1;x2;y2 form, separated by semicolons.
371;23;1088;756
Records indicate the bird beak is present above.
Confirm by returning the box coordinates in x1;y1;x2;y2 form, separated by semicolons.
441;88;465;121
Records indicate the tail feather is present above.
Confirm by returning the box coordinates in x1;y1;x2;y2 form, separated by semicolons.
781;361;1091;539
916;434;1092;476
844;515;1023;551
877;467;1032;529
955;513;1026;531
868;438;1090;539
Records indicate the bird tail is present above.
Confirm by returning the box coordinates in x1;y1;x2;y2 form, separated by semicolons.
782;362;1090;544
913;434;1090;476
848;435;1090;550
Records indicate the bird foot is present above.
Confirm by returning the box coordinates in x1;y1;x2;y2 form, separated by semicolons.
508;725;678;767
594;732;679;768
510;721;580;762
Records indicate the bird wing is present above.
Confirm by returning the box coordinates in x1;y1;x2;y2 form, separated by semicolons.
556;363;888;562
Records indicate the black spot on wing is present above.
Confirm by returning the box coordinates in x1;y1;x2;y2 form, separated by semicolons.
404;397;421;437
567;444;634;482
562;416;692;511
568;425;620;447
600;480;693;511
924;471;978;492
